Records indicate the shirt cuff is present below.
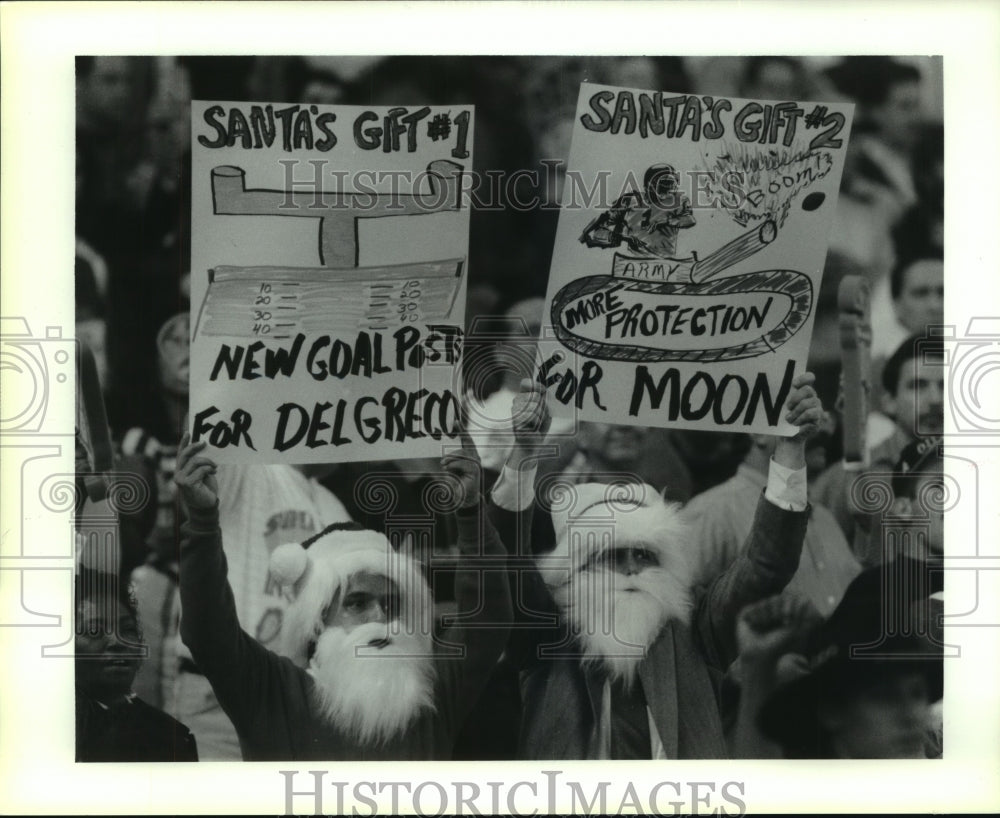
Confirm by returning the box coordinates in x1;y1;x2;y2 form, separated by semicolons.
765;456;808;511
490;463;537;512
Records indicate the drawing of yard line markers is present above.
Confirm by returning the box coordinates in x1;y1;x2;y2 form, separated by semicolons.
195;160;466;340
199;259;465;339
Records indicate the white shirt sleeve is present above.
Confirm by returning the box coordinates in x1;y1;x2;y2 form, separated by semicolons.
764;456;808;512
490;463;538;512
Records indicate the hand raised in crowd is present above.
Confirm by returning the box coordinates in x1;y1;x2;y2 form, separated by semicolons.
441;404;483;510
736;592;821;665
510;378;552;462
783;372;824;441
774;371;824;469
174;432;219;512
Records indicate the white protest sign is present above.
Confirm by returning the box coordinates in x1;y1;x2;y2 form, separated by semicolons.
539;85;853;435
190;101;473;462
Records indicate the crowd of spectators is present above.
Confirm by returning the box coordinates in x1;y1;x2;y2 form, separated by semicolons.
73;55;945;763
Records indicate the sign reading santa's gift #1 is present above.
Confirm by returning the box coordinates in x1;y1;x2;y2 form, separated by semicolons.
538;84;853;435
189;101;473;463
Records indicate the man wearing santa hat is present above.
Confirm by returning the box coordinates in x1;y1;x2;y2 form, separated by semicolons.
511;372;823;759
173;411;515;760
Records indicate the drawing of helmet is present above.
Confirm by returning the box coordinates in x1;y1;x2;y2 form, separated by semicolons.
644;163;681;207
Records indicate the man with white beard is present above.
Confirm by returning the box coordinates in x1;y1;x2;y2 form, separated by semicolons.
173;419;512;761
512;372;823;759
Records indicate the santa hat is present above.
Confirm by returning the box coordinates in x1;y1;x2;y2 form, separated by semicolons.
535;482;691;591
269;523;432;666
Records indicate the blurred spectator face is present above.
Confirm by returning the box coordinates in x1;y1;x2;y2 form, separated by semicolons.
884;355;944;437
81;56;132;124
76;317;109;388
301;77;345;106
157;313;190;396
147;95;191;179
872;80;923;153
75;598;142;702
820;671;932;758
608;57;659;91
743;58;806;101
578;422;648;469
895;259;943;335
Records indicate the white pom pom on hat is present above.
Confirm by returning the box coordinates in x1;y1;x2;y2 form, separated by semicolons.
270;541;310;587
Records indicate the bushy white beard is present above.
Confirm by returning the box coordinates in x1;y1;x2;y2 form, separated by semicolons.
308;621;436;745
556;566;693;687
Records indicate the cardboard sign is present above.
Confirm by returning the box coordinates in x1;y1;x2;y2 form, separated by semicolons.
190;101;473;463
539;85;853;435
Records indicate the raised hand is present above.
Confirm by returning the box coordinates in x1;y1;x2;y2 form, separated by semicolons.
736;592;821;664
441;403;482;510
174;432;219;511
783;372;824;441
775;371;824;470
510;378;552;460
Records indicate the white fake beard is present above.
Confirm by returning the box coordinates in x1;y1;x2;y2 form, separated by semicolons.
556;566;693;687
308;621;436;745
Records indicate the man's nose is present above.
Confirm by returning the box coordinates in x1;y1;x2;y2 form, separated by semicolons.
618;551;642;576
364;602;388;625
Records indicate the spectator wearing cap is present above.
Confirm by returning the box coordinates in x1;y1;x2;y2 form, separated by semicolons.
734;558;942;759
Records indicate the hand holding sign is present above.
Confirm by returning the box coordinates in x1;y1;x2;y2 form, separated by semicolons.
510;379;553;462
774;371;824;470
440;404;482;510
174;432;220;512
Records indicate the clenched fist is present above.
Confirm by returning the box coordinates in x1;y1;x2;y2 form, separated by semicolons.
511;378;552;457
736;593;821;663
174;432;219;512
783;372;824;442
441;404;483;509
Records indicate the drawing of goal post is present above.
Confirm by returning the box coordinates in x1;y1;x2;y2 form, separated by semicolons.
195;160;467;339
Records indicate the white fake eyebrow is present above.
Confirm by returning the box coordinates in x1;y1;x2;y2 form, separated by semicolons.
576;498;642;516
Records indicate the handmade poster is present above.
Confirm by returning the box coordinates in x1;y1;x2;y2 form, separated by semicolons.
539;84;854;435
190;101;473;463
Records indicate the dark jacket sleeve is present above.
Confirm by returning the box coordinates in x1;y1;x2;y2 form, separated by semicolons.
695;492;808;670
435;501;513;726
178;502;285;733
487;498;566;672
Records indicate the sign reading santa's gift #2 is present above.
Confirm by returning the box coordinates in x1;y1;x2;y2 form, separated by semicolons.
539;84;854;435
189;101;473;463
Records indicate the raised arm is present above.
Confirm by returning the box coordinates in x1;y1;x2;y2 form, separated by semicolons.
488;380;567;670
174;433;277;729
729;593;821;758
696;372;822;668
436;407;513;720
